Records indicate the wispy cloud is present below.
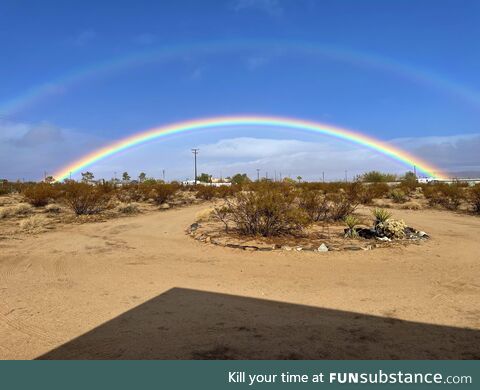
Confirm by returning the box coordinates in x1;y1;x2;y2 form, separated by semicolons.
230;0;284;17
74;29;96;46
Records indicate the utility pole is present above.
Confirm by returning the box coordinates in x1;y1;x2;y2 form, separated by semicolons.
162;169;165;182
322;171;325;183
256;168;260;182
191;149;199;185
413;165;417;176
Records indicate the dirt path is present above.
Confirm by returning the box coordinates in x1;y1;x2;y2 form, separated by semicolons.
0;204;479;359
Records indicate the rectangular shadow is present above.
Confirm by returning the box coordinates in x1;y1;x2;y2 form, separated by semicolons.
38;288;480;359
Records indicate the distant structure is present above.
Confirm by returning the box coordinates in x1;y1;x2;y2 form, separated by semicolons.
418;177;480;185
182;177;231;187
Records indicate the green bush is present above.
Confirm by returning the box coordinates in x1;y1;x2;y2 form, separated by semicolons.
298;190;329;222
195;185;216;200
389;188;407;203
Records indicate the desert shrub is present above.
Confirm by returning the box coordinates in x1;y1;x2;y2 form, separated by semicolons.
222;185;309;236
424;183;466;210
61;182;109;215
195;185;216;200
362;171;397;182
22;183;58;207
0;203;33;218
326;192;359;221
389;188;407;203
372;208;392;224
359;183;390;204
151;184;177;205
298;190;329;222
468;184;480;214
116;202;140;214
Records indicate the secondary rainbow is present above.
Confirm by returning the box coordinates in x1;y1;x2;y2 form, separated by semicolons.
53;115;447;181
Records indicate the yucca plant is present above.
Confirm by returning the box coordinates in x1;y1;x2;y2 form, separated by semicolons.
344;214;361;238
372;208;392;225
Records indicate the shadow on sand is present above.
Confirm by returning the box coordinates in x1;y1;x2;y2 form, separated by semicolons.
38;287;480;359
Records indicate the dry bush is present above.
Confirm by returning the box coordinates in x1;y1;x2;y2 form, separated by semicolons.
424;183;466;210
195;185;216;200
358;183;390;204
151;184;177;205
326;192;359;221
0;203;33;218
221;184;309;236
468;184;480;214
22;183;58;207
298;190;329;222
61;182;110;215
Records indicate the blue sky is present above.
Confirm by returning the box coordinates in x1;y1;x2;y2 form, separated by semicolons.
1;0;480;180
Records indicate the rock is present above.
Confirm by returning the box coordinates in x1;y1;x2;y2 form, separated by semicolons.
356;228;377;239
205;236;211;243
376;236;391;242
159;203;170;209
243;246;258;251
295;246;303;251
282;246;292;251
343;245;363;251
318;243;329;252
418;231;429;238
190;222;199;231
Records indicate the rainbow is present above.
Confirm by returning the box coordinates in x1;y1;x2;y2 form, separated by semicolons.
53;115;446;181
2;39;480;116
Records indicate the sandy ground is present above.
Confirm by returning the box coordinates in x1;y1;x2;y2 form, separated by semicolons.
0;204;479;359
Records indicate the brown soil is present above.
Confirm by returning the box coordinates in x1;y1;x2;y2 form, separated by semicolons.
0;201;479;359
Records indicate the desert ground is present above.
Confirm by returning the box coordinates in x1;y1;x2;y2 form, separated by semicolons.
0;203;479;359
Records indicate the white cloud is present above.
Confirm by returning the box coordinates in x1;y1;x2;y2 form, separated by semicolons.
1;120;479;181
0;121;105;180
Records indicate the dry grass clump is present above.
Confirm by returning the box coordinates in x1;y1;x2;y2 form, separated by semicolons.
400;201;423;210
195;185;217;200
45;203;62;213
19;215;48;233
116;202;140;214
195;207;215;222
0;203;33;219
